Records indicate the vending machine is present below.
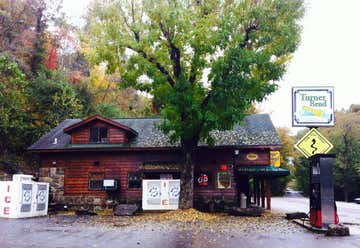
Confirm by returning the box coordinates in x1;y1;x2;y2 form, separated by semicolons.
309;154;338;228
0;174;49;218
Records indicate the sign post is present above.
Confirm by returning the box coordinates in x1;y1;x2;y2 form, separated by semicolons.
292;86;337;230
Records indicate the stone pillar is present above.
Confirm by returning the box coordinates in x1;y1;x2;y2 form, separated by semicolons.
39;167;65;204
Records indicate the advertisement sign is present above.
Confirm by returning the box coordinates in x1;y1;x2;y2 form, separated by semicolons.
0;175;49;218
292;87;334;127
20;184;32;212
217;172;231;189
270;151;281;167
246;153;258;161
142;180;180;210
197;173;209;187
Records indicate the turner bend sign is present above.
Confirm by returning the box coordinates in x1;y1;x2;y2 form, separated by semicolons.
292;87;334;127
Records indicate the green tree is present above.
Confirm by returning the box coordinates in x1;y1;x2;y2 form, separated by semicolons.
28;71;84;140
73;80;97;116
320;111;360;202
271;127;295;195
294;111;360;201
95;103;123;118
294;155;310;196
0;55;29;158
84;0;304;208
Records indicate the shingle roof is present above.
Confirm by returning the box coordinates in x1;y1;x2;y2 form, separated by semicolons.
28;114;281;151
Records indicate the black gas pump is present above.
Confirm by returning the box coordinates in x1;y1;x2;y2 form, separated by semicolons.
309;154;338;228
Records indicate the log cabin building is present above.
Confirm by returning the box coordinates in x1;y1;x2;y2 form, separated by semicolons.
28;114;289;211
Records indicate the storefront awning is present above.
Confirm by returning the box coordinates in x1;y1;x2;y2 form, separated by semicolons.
238;165;290;177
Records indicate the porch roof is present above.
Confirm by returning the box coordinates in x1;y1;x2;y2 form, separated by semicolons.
237;165;290;177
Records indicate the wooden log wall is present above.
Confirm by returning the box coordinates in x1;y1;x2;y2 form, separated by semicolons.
40;150;181;197
39;148;270;201
195;149;237;197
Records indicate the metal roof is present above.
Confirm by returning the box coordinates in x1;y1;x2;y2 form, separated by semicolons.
28;114;281;151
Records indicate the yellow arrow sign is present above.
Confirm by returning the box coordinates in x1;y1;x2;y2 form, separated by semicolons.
295;128;333;158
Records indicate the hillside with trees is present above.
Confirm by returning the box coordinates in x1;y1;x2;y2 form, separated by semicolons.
0;0;153;175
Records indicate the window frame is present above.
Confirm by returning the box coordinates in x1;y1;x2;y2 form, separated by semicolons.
88;172;105;190
128;172;142;189
89;127;108;143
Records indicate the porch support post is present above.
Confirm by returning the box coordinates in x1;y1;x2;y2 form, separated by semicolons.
253;178;256;204
261;179;265;208
256;179;260;206
265;180;271;210
246;177;251;207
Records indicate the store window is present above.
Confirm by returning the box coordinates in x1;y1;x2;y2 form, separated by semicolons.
89;172;104;190
195;172;213;188
128;172;142;189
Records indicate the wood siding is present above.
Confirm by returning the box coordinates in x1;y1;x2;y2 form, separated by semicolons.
40;151;181;197
108;127;127;143
70;120;128;144
39;148;270;200
237;150;270;165
195;149;236;197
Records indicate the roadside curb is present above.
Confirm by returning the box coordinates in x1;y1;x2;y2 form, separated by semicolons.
292;219;327;233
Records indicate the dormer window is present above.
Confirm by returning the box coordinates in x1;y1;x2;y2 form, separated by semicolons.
64;115;138;145
90;127;108;143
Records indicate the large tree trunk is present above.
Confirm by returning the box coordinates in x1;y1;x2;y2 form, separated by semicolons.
179;139;197;209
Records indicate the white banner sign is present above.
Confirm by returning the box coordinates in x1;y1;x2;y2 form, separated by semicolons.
292;86;334;127
142;180;180;210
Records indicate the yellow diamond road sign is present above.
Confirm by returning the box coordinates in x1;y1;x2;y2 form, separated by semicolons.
295;128;333;158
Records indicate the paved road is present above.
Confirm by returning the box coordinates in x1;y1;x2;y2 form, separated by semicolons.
1;211;360;248
272;195;360;234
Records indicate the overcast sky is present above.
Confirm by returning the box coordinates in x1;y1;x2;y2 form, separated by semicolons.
62;0;360;131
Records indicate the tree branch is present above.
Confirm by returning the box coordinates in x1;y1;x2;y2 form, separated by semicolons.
201;91;211;110
188;50;199;84
159;21;181;78
127;45;175;87
119;7;140;42
240;23;258;48
119;8;175;87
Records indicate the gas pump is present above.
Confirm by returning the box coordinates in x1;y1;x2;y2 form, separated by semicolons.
309;154;339;229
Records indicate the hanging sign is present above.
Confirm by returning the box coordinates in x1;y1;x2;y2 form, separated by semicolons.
246;153;258;161
292;87;334;127
270;151;281;167
295;128;334;158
